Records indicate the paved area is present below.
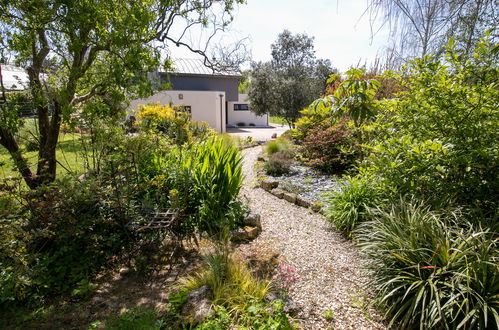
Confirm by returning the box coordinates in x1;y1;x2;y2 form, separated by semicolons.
227;124;290;141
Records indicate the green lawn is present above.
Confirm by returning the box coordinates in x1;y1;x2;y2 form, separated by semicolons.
0;119;89;180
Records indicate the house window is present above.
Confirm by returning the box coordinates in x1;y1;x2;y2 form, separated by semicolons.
233;104;249;111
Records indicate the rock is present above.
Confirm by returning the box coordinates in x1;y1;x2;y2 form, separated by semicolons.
108;301;120;310
231;226;261;242
181;285;214;322
243;213;262;229
284;298;299;316
283;192;297;204
264;293;280;303
78;173;90;182
270;188;286;199
260;179;279;191
296;196;311;208
263;294;299;316
119;267;131;276
311;203;322;212
91;296;106;306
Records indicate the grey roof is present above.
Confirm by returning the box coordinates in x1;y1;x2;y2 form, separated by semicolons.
171;58;240;77
1;64;29;90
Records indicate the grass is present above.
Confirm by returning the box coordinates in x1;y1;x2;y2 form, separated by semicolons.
180;252;270;316
0;119;90;180
357;199;499;329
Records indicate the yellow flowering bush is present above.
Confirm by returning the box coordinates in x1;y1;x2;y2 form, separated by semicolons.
136;103;214;145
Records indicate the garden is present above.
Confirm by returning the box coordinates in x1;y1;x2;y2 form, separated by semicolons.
256;37;498;329
1;1;498;329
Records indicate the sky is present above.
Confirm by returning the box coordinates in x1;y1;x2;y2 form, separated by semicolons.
170;0;391;73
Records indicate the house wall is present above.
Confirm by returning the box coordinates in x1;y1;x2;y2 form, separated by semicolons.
160;73;240;102
227;94;268;127
129;90;226;133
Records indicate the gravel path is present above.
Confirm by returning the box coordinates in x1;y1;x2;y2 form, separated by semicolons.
238;147;385;330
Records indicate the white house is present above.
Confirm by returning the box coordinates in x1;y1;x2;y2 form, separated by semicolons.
129;59;268;133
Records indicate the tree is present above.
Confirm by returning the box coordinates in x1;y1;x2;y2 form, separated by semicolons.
248;30;335;127
0;0;244;188
366;0;498;62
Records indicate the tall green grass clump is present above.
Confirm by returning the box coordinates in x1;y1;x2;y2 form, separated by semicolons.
264;137;293;157
326;176;382;238
180;253;270;315
357;199;499;329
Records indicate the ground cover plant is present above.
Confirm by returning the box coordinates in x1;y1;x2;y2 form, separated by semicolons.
165;237;297;329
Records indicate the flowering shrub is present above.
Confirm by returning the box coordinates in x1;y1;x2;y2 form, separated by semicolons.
136;103;213;145
272;263;299;300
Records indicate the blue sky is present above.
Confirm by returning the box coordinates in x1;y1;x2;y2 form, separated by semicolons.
170;0;390;72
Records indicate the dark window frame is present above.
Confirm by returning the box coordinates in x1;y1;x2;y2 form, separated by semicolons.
233;103;249;111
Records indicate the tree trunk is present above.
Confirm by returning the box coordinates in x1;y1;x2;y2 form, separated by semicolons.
36;102;62;185
0;127;38;189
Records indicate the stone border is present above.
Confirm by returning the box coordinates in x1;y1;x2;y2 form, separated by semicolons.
255;154;324;214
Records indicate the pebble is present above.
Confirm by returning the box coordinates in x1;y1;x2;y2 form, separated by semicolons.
238;147;385;330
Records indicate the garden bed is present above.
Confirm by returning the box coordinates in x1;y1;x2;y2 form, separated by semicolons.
258;158;342;210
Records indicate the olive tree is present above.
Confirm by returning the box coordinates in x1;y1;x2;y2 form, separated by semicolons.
0;0;244;188
248;30;335;128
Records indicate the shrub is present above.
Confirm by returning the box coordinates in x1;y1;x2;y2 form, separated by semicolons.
264;137;293;157
0;181;32;304
264;152;292;176
357;199;499;329
23;177;132;296
361;38;498;221
136;103;213;145
300;118;359;173
326;176;382;238
153;136;244;236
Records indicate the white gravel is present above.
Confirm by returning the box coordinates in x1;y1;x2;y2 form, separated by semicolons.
238;147;386;330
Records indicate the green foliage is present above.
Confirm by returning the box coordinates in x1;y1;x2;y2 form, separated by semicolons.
363;37;499;219
174;247;295;329
264;152;292;177
317;37;499;329
357;199;499;329
106;307;165;330
248;30;336;127
71;279;96;299
137;103;214;145
0;92;31;133
150;136;244;236
300;118;359;173
264;137;293;157
0;174;135;305
0;0;242;186
180;252;270;315
0;183;32;304
294;68;380;141
24;177;132;296
326;176;382;238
